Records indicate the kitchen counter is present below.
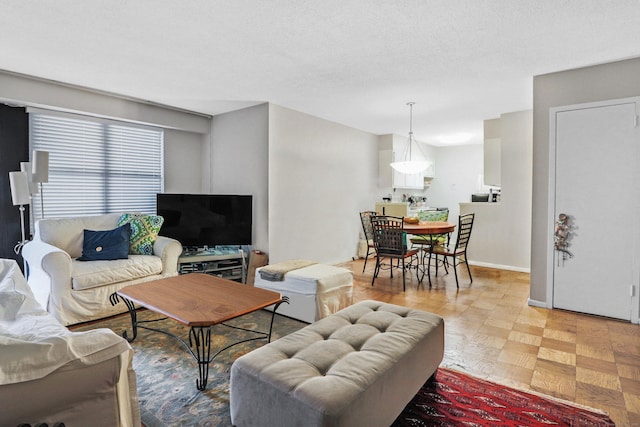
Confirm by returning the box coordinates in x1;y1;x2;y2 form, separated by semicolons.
375;202;408;216
375;202;441;217
459;202;501;206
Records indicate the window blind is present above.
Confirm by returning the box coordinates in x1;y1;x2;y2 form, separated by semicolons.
29;112;163;218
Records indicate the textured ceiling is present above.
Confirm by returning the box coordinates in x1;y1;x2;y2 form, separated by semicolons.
2;1;640;145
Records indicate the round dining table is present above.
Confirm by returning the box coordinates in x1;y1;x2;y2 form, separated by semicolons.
403;221;456;285
403;221;456;236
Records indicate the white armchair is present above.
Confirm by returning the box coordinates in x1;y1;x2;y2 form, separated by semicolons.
0;259;140;426
22;213;183;326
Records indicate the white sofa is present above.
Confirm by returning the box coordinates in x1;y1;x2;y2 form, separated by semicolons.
0;259;140;426
22;213;183;326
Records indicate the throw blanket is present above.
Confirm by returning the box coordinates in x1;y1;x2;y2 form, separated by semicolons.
258;259;317;281
0;259;131;385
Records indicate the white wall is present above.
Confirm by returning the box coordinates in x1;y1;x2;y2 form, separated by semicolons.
268;104;379;264
461;110;532;271
428;144;484;222
531;57;640;304
0;71;212;201
209;104;269;252
163;129;205;194
0;71;211;133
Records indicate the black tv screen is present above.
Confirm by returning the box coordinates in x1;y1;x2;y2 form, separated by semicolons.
156;194;252;248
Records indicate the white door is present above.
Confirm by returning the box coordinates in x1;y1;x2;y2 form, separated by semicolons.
553;100;639;320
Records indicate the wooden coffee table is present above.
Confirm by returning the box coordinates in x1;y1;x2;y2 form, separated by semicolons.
109;273;287;390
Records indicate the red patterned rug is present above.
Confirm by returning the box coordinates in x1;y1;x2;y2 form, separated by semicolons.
393;367;615;426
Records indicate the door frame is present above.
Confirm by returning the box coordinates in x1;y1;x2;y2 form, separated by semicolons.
547;96;640;324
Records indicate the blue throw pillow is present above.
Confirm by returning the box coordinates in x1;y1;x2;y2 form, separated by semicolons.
77;223;132;261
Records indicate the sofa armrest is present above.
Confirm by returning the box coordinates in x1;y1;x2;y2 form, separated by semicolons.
153;235;183;275
22;240;73;310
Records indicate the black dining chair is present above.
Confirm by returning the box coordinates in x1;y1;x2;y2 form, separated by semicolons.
428;213;475;288
359;211;377;273
370;215;420;291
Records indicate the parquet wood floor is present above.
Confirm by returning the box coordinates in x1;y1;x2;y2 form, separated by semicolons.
339;258;640;427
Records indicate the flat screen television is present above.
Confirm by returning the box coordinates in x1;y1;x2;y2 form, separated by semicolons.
156;193;252;249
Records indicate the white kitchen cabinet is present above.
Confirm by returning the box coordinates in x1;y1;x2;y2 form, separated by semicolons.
393;166;424;189
423;161;436;179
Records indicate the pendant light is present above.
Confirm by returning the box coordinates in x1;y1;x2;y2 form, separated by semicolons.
390;102;430;174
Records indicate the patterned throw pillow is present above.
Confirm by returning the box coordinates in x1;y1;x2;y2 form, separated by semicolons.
117;214;164;255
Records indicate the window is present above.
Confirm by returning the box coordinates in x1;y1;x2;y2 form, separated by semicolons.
30;111;163;218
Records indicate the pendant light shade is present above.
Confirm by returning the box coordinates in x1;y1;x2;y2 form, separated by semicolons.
390;102;431;175
389;159;430;174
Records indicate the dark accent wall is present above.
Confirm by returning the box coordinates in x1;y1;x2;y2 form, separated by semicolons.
0;104;29;266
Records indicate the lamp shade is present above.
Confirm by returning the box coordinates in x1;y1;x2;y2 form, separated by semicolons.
20;161;39;195
32;150;49;183
390;160;430;174
9;171;31;206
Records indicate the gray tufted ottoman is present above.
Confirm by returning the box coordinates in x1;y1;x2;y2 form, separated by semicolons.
229;300;444;427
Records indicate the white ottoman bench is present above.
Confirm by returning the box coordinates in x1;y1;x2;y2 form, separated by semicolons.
230;300;445;427
254;263;353;323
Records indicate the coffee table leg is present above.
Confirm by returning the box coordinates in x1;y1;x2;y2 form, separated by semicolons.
189;327;212;391
108;294;291;391
267;296;289;342
427;249;434;287
109;293;138;342
186;297;290;390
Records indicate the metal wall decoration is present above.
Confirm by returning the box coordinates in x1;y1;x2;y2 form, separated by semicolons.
554;213;573;265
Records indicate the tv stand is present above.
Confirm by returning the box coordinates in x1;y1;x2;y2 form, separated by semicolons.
177;248;247;283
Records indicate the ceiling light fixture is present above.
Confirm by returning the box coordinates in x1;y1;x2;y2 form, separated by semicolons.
390;102;431;174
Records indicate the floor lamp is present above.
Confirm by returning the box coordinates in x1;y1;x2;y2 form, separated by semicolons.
32;150;49;219
9;171;31;254
20;161;38;235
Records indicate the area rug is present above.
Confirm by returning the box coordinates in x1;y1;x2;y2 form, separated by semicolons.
77;311;615;426
74;308;307;426
392;367;615;427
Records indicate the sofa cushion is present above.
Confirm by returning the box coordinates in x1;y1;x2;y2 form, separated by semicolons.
35;213;123;258
71;255;163;290
117;213;164;255
77;223;131;261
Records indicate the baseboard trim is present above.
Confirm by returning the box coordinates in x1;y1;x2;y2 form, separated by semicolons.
468;261;530;273
527;298;548;308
